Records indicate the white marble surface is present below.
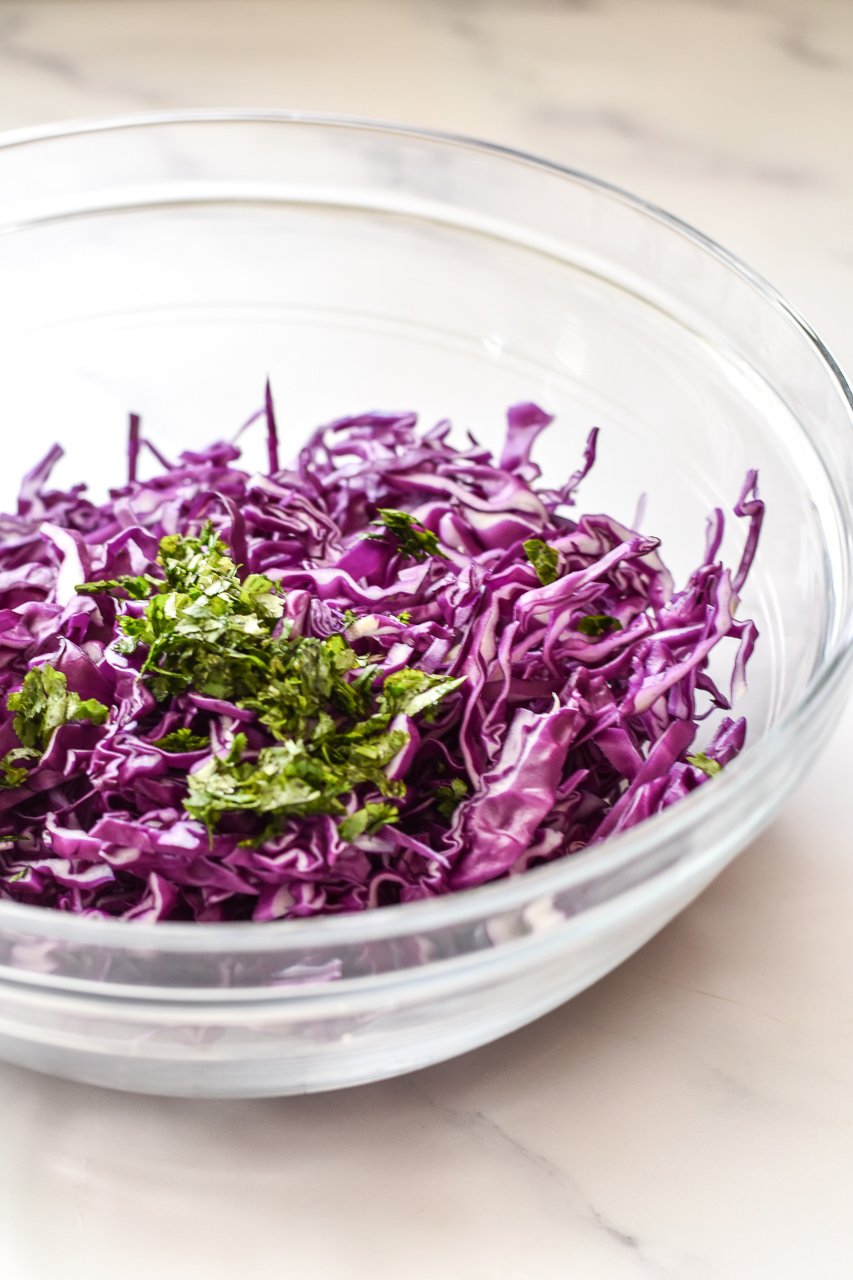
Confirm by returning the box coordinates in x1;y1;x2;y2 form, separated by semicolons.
0;1;851;1276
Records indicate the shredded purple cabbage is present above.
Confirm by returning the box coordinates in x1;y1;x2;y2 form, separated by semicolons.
0;394;762;922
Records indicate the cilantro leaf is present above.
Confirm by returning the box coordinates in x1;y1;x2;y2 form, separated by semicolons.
686;752;723;778
76;573;162;600
523;538;559;586
0;746;39;789
435;776;468;819
153;728;210;753
0;666;109;787
339;801;401;842
7;665;109;753
576;614;623;638
372;668;465;725
366;509;448;562
85;527;465;842
185;732;407;836
238;633;365;742
179;620;463;840
117;523;284;702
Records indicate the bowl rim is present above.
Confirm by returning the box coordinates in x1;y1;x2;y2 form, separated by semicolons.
0;107;850;954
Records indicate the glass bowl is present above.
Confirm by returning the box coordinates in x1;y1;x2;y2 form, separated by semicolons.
0;112;849;1097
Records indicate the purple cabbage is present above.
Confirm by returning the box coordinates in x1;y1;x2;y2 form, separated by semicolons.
0;394;763;922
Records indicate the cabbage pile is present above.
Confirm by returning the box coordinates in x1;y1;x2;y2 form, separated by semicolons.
0;393;762;921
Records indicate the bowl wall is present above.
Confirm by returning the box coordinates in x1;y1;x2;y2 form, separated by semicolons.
0;115;849;1095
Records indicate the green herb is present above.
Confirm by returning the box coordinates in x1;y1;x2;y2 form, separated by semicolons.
366;509;448;562
78;527;464;840
338;801;402;842
576;614;623;638
7;665;108;752
435;776;468;819
115;522;284;702
686;752;722;778
355;668;466;727
186;661;464;838
153;728;210;753
76;573;162;600
0;665;109;788
239;632;366;742
185;733;407;837
523;538;559;586
0;747;38;789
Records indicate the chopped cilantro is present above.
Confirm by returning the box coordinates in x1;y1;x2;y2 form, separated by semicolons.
686;752;723;778
366;509;448;562
0;747;38;789
523;538;559;586
0;665;109;788
153;728;210;753
116;522;284;702
366;668;466;726
239;632;365;742
105;528;466;839
7;665;108;752
435;776;468;819
76;573;161;599
185;733;407;836
576;614;623;638
339;801;401;842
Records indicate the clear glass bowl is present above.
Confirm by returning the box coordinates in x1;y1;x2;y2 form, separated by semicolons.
0;112;849;1097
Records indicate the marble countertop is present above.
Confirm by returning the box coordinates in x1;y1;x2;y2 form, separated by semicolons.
0;2;851;1277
